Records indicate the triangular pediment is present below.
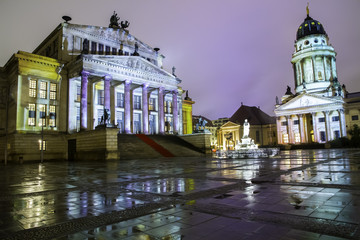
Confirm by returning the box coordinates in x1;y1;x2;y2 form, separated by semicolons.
276;93;344;111
87;55;174;78
220;121;240;128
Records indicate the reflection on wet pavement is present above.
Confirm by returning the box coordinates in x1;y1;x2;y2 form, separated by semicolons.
0;149;359;239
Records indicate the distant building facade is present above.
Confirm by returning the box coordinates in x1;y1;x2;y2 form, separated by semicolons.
0;13;193;162
274;8;359;144
218;105;277;150
212;117;229;128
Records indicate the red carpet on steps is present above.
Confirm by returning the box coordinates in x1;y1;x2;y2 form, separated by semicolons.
136;134;175;157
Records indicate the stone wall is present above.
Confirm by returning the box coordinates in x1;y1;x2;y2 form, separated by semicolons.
68;128;119;161
179;133;212;155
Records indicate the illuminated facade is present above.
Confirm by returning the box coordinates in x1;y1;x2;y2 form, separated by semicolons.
274;8;348;144
218;105;277;150
0;14;192;162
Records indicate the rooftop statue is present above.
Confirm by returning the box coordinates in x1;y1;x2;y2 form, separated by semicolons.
109;11;120;28
243;119;250;138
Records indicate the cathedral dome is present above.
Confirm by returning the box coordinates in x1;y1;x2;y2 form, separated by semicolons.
296;15;327;40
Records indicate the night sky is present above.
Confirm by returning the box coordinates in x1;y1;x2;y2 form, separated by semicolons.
1;0;359;120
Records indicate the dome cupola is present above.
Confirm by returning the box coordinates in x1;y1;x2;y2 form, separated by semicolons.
296;6;327;40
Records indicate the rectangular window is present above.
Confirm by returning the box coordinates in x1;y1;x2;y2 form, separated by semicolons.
320;131;326;141
50;83;57;100
117;92;124;108
165;116;173;133
334;130;340;139
164;101;172;113
76;85;81;102
49;105;56;127
352;115;359;121
39;140;46;151
39;82;47;99
98;44;104;54
29;79;37;97
293;120;299;125
281;121;288;126
134;95;141;110
149;98;156;111
332;116;339;122
105;46;110;55
112;48;117;55
91;42;97;54
98;90;104;105
39;104;46;126
318;117;325;123
28;103;36;126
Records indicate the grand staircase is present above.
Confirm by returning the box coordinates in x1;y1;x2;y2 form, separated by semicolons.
118;134;204;159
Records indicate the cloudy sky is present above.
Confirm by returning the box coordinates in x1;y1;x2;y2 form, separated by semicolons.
1;0;359;120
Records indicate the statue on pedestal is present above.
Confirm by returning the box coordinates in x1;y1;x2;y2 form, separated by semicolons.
243;119;250;138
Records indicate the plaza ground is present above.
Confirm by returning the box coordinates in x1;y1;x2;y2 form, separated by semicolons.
0;149;360;239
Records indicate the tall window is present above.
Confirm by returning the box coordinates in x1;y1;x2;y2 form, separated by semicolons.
98;44;104;54
39;104;46;126
29;79;37;97
76;85;81;102
164;101;172;113
117;92;124;108
334;130;340;139
165;116;173;133
91;42;97;54
50;83;57;100
149;98;156;111
283;134;289;143
295;133;301;143
28;103;36;126
112;48;117;55
98;90;104;105
320;131;326;141
97;109;104;125
133;113;141;133
116;111;124;133
49;105;56;127
39;82;47;99
105;46;110;55
76;107;80;132
134;95;141;110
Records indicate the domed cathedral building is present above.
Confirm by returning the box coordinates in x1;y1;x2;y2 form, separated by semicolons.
274;6;348;144
0;13;196;162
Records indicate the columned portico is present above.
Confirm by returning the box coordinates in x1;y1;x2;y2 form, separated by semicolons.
80;70;90;130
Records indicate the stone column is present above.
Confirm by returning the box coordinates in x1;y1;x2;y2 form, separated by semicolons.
311;56;316;82
158;87;165;134
104;75;111;111
298;114;304;143
339;109;347;137
331;57;337;79
293;63;299;86
300;60;304;83
172;90;178;134
80;70;90;130
276;117;282;144
124;80;132;134
142;84;149;134
312;112;318;142
323;56;328;81
287;115;293;144
324;111;331;141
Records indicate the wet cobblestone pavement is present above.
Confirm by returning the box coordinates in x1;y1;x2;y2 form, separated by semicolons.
0;149;360;239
